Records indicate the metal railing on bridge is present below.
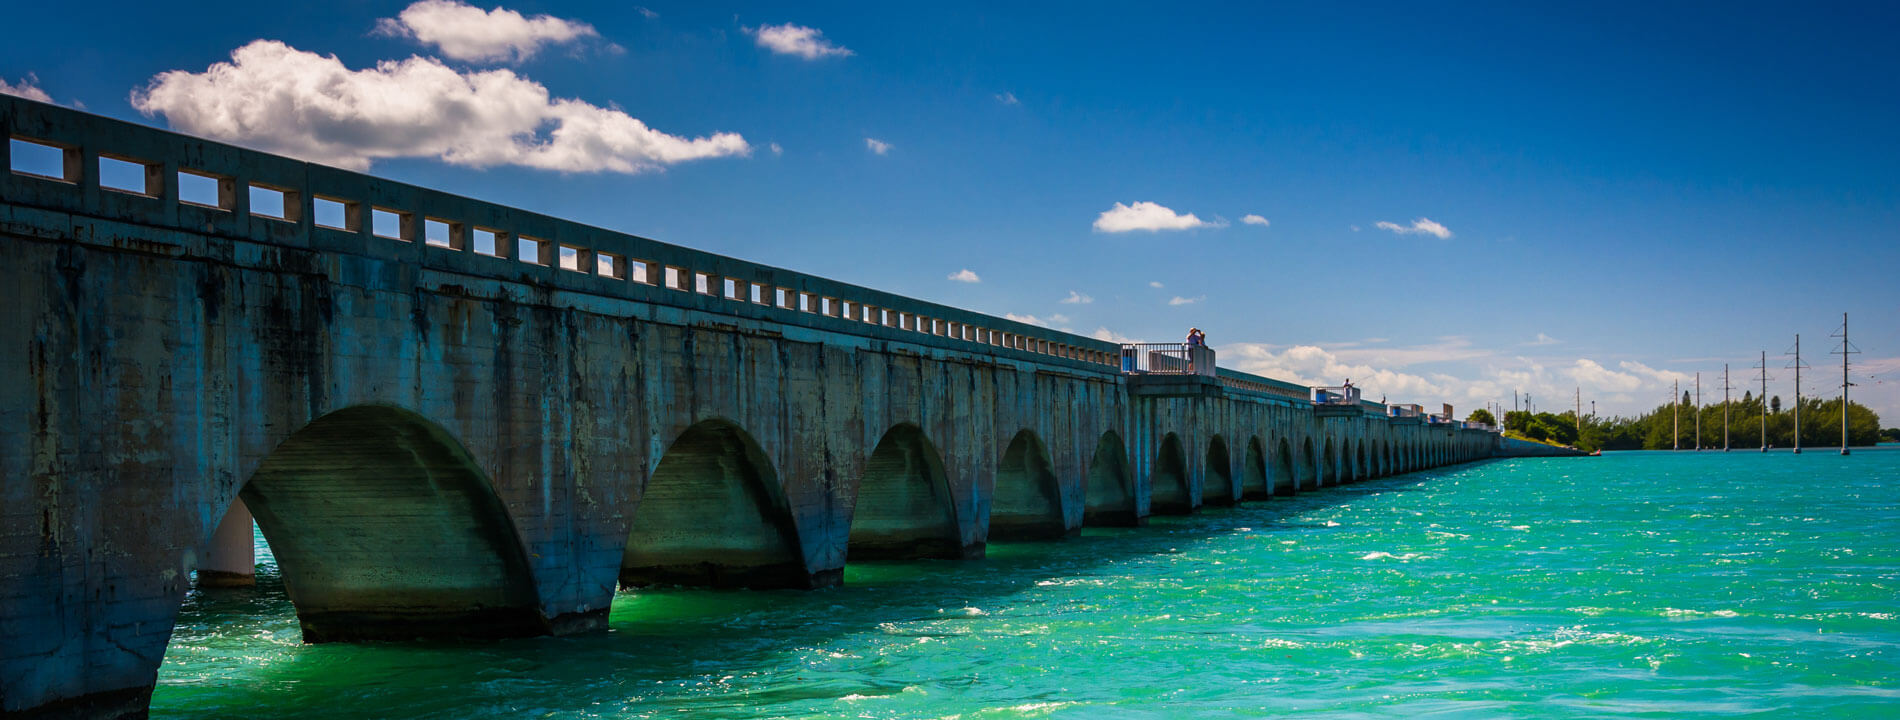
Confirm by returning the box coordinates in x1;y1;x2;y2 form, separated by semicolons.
1118;343;1216;376
1311;385;1362;405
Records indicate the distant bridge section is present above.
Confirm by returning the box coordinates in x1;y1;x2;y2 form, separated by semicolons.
0;95;1499;719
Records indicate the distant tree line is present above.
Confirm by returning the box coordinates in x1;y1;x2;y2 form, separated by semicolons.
1500;392;1883;452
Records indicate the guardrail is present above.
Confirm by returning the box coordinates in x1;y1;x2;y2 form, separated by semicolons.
0;95;1121;372
1118;343;1216;376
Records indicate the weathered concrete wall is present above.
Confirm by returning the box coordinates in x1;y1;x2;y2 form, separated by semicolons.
0;95;1500;719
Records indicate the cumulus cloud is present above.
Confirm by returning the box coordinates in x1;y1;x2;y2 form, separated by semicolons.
0;75;52;103
768;142;783;155
948;268;980;283
996;91;1020;105
1092;327;1140;343
1005;313;1070;329
747;23;852;60
375;0;599;64
1241;214;1270;226
636;6;658;19
1568;358;1643;393
1225;343;1453;401
1525;332;1561;346
130;40;749;173
1374;217;1453;239
1149;281;1165;288
1093;201;1220;233
1168;295;1205;306
1060;290;1092;304
865;137;892;155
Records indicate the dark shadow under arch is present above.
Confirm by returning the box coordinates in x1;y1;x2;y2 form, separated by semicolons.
1150;433;1192;514
1357;441;1369;481
237;405;542;643
622;419;814;589
1084;430;1138;526
1273;438;1297;495
1203;435;1235;506
849;424;970;560
1323;438;1339;486
1300;437;1319;491
1241;436;1269;500
991;429;1069;541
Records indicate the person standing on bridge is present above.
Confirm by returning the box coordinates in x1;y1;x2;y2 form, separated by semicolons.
1186;328;1205;347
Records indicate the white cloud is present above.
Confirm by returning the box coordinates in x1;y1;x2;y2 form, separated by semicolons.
746;23;852;60
636;6;658;19
1568;358;1644;393
1241;214;1270;227
948;268;980;283
1005;313;1046;326
130;40;749;173
374;0;599;64
1149;281;1165;288
1225;343;1452;402
769;142;783;155
0;75;52;103
996;91;1020;105
1093;201;1220;233
865;137;892;155
1525;332;1561;346
1168;295;1205;306
1374;217;1453;239
1092;327;1141;344
1060;290;1092;304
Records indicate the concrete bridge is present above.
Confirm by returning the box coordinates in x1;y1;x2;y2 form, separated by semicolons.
0;96;1498;719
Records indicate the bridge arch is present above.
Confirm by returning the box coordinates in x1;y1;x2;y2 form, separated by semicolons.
233;405;542;642
991;429;1067;540
1241;436;1269;500
1084;430;1138;526
849;423;967;560
621;419;809;589
1323;438;1339;486
1357;441;1369;481
1300;437;1319;490
1273;438;1296;495
1150;433;1192;514
1203;435;1235;506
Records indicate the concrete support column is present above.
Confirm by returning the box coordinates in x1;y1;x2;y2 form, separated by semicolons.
200;498;256;588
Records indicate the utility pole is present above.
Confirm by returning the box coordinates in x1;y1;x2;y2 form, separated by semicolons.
1722;363;1731;452
1788;334;1805;454
1575;387;1582;438
1833;312;1858;456
1694;372;1702;451
1756;350;1769;452
1673;379;1682;450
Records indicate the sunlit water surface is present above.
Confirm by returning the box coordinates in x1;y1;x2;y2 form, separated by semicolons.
155;448;1900;718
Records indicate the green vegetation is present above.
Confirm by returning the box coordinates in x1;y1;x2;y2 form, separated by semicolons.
1505;395;1882;452
1466;408;1496;425
1882;428;1900;443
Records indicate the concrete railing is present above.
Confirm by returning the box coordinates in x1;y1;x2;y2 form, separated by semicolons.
0;95;1120;373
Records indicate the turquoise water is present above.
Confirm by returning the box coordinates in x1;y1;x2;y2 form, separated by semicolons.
155;448;1900;718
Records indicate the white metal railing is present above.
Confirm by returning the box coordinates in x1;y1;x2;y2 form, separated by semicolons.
1311;385;1362;405
1119;343;1216;377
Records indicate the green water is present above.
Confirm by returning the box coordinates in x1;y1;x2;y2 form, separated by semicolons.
155;448;1900;718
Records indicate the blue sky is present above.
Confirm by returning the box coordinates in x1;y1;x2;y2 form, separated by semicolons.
6;1;1897;420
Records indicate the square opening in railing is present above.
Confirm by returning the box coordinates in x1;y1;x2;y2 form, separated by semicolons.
559;245;584;272
799;293;815;313
372;208;408;239
424;218;457;248
249;185;296;222
472;228;503;256
664;266;684;290
596;251;622;279
775;288;792;308
629;259;651;284
723;278;741;300
518;236;548;265
313;196;354;230
694;272;713;295
750;284;765;304
98;155;155;196
9;138;71;181
179;171;229;210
